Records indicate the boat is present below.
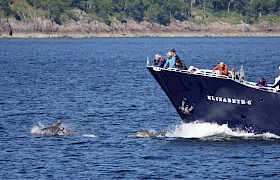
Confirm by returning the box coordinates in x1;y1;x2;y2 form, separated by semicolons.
146;58;280;135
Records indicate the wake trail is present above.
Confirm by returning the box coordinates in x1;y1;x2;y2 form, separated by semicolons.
165;121;280;140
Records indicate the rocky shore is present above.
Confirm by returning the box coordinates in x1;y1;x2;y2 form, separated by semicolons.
1;17;280;38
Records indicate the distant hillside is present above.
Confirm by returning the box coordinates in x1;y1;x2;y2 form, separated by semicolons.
1;0;280;37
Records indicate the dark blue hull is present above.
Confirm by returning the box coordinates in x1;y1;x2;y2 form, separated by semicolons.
147;67;280;135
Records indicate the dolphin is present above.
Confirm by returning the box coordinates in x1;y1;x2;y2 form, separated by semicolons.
39;120;79;136
133;131;166;138
40;120;64;135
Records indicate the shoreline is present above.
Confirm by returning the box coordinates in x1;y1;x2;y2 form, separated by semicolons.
1;32;280;38
1;18;280;38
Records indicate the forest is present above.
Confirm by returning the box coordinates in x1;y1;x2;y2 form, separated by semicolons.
1;0;280;25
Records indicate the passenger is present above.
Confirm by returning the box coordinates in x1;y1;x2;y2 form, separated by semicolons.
211;62;229;76
175;59;186;70
256;77;268;87
188;66;197;73
164;52;176;69
153;54;165;68
170;49;181;62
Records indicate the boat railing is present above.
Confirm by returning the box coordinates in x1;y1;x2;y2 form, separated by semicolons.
147;62;279;93
195;69;235;80
148;65;234;80
147;57;234;79
242;81;277;93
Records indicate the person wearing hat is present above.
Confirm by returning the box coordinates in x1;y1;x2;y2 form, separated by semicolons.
153;54;165;68
164;52;176;69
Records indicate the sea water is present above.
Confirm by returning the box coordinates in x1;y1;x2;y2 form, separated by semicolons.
1;37;280;179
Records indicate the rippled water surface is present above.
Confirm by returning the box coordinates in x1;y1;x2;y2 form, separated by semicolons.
1;37;280;179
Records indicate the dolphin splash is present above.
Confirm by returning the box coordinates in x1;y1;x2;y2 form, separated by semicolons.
31;120;79;136
133;130;166;138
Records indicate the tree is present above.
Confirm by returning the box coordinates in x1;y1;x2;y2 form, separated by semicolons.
2;0;280;25
0;0;11;16
145;3;170;25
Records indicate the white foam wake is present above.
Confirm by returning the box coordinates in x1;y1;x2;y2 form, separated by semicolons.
31;124;45;135
166;121;280;140
82;134;98;138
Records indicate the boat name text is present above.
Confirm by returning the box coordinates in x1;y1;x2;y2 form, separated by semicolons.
207;95;252;106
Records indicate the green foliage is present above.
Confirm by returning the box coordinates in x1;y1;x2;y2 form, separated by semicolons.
145;3;170;25
115;11;127;23
1;0;280;25
0;0;11;16
259;14;280;23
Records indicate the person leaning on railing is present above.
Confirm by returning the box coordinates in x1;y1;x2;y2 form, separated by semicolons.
256;77;268;88
211;62;229;76
164;52;176;69
175;59;187;70
153;54;166;68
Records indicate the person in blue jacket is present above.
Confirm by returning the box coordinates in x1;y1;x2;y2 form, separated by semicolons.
164;52;175;69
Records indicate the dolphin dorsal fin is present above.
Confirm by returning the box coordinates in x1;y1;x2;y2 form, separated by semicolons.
53;120;63;128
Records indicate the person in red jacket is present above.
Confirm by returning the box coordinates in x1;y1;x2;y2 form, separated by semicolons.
211;62;228;76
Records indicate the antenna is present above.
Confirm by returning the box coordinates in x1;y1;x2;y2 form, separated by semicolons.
146;56;150;66
239;64;245;81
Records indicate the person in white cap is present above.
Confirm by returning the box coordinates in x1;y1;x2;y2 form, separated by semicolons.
164;52;176;69
272;66;280;92
153;54;165;68
211;62;229;76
